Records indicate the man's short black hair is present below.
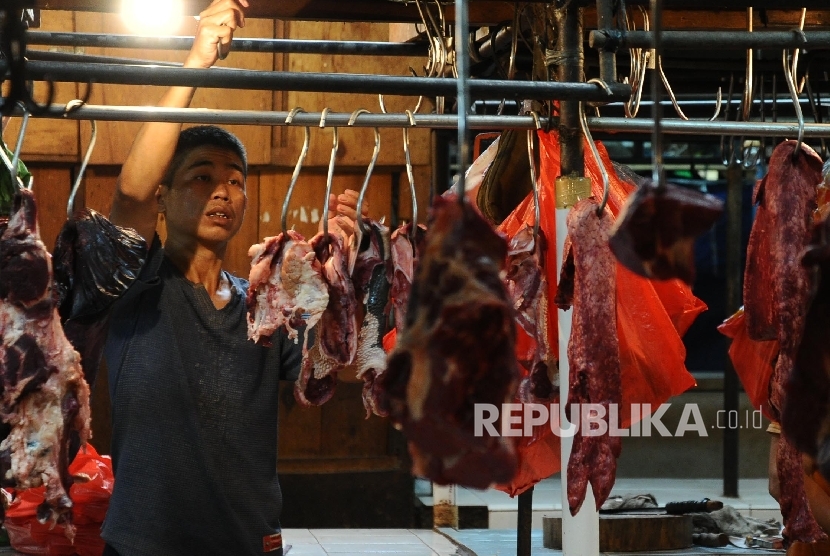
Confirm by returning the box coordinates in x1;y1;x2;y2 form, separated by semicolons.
162;125;248;186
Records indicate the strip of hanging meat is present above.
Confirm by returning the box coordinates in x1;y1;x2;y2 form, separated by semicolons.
608;180;723;285
388;222;426;333
743;177;777;340
0;190;91;540
783;213;830;489
310;231;358;366
293;231;359;406
756;141;825;546
379;196;519;489
246;230;329;347
557;199;621;516
505;224;556;402
351;219;392;418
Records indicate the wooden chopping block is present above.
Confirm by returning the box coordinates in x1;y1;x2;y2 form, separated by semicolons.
543;514;693;552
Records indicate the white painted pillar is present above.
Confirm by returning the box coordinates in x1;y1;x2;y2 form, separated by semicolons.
555;176;599;556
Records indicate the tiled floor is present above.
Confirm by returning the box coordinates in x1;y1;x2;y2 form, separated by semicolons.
440;529;781;556
420;477;782;530
283;529;462;556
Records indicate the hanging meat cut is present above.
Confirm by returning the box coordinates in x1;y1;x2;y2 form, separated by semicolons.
556;198;621;516
388;222;425;333
247;230;329;347
608;180;723;284
379;196;519;489
246;230;345;406
311;231;358;366
0;190;91;538
505;224;556;402
783;213;830;490
745;141;826;546
351;219;392;417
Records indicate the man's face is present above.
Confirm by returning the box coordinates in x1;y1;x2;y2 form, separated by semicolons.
160;145;247;247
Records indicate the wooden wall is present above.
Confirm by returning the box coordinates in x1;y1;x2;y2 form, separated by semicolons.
7;11;435;475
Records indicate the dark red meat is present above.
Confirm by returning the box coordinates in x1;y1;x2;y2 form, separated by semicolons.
608;180;723;284
0;190;91;539
505;224;557;402
755;141;825;545
388;223;426;332
561;199;621;516
310;232;358;366
379;196;519;489
743;177;777;340
351;219;392;418
782;214;830;487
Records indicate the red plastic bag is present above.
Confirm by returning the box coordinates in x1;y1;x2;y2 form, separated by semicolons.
494;130;701;496
718;308;779;421
4;444;113;556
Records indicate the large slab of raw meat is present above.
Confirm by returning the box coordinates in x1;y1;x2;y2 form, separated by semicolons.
608;180;723;284
379;196;519;489
0;190;91;537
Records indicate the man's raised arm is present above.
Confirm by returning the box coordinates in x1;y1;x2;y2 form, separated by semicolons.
109;0;248;244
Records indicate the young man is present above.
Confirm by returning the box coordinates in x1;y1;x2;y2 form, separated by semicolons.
101;1;363;554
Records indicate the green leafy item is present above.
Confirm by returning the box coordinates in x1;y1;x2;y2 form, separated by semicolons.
0;138;32;216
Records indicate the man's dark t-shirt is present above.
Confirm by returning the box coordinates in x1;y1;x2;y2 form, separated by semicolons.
101;237;302;556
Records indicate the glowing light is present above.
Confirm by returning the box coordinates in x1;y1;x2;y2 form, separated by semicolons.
121;0;184;36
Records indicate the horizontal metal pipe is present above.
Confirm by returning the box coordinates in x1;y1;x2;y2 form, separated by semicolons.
26;31;430;57
590;29;830;51
21;104;554;129
588;117;830;137
27;49;182;68
17;105;830;138
3;60;632;101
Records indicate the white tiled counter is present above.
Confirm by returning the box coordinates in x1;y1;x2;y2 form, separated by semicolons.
283;529;462;556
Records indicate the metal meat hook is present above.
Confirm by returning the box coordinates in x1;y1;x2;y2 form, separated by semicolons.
281;107;311;234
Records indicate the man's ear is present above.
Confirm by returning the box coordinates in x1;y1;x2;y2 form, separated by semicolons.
156;184;168;213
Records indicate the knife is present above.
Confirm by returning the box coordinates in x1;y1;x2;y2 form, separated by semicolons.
599;498;723;515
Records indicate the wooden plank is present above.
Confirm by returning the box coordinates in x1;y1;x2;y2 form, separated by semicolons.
3;11;79;162
544;514;694;552
275;20;432;168
73;13;274;165
320;383;389;458
78;165;118;216
258;167;417;240
29;165;72;251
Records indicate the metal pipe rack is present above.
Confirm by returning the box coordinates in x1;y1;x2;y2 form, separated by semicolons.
17;104;830;137
26;31;431;57
590;29;830;50
0;60;632;101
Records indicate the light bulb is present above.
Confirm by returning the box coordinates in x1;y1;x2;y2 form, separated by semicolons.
121;0;184;36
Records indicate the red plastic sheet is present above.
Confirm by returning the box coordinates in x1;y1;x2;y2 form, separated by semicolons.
4;444;113;556
493;130;701;496
718;309;779;421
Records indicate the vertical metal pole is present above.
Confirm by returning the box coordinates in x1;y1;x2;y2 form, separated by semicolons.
596;0;617;85
454;0;470;200
557;6;585;177
555;4;599;556
723;162;742;498
650;0;664;185
517;486;534;556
